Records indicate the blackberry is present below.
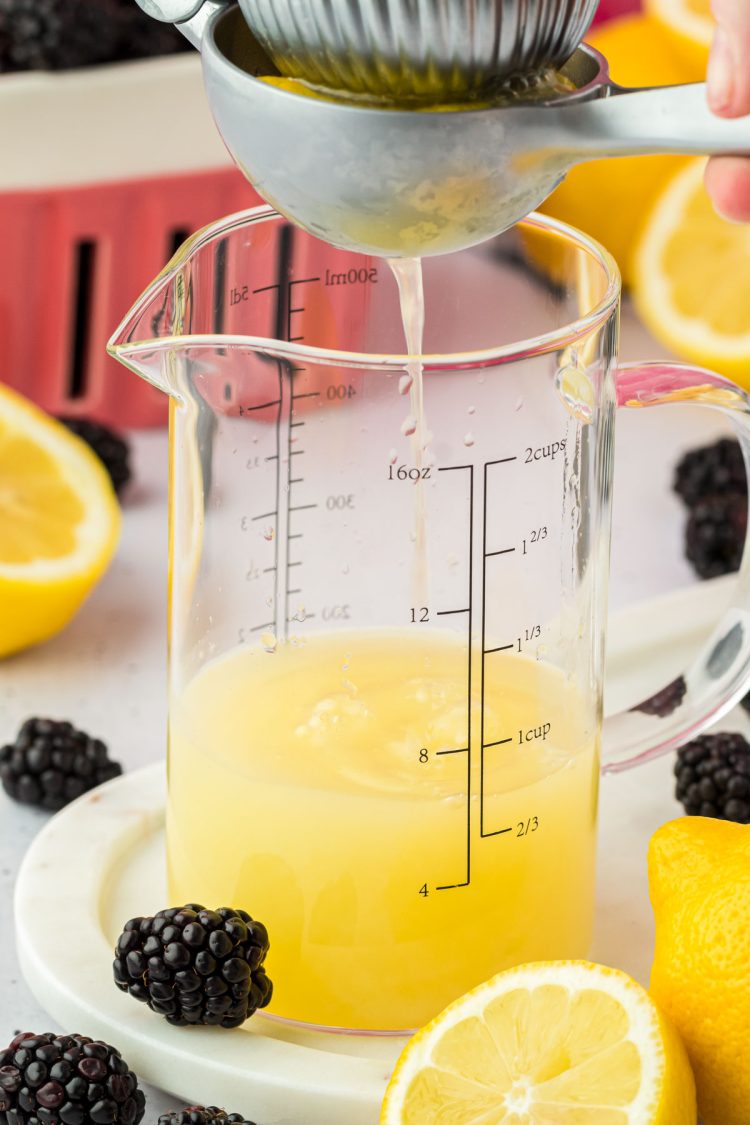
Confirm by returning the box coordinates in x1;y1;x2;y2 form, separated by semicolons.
58;419;132;497
0;0;123;72
674;437;746;508
675;732;750;823
685;492;747;579
631;676;686;718
158;1109;257;1125
0;718;122;811
113;905;273;1028
0;1031;145;1125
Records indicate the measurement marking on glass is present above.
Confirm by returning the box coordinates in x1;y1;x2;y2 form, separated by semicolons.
252;510;277;522
435;464;474;892
249;621;275;633
480;458;516;839
282;267;321;637
242;399;282;413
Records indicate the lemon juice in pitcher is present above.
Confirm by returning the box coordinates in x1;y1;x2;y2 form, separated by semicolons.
168;631;598;1032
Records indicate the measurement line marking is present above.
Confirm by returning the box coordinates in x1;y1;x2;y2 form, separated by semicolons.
435;747;468;756
290;449;305;456
292;391;320;401
436;882;469;891
486;547;515;557
287;588;301;596
290;503;318;512
265;455;278;462
288;561;302;568
289;307;305;314
289;335;305;342
289;533;303;540
263;567;276;574
483;828;513;837
250;621;274;633
253;283;279;294
290;477;303;485
484;737;513;748
485;644;514;654
485;456;517;466
290;421;306;428
241;399;281;413
437;608;469;616
251;510;277;522
438;464;472;473
289;277;321;286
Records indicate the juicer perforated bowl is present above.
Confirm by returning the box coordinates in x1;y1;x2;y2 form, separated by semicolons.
137;1;750;258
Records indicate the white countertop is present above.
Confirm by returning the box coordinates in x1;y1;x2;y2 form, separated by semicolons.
0;302;738;1119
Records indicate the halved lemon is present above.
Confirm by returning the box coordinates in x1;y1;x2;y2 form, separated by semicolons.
380;960;696;1124
632;158;750;386
0;383;120;658
645;0;713;75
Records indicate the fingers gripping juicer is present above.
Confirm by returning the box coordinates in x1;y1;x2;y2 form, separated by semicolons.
110;0;750;1048
138;0;750;256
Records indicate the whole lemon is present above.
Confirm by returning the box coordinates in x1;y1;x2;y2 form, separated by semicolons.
649;816;750;1125
538;14;694;284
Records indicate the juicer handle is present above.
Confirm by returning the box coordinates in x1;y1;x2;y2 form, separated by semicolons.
562;82;750;159
602;361;750;772
134;0;230;48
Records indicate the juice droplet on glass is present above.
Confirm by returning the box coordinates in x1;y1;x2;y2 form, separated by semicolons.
399;373;413;396
261;631;277;653
263;526;275;542
464;432;475;447
388;448;398;466
401;416;418;437
468;405;476;415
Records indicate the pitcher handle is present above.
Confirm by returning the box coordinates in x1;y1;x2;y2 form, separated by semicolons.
135;0;229;48
602;361;750;772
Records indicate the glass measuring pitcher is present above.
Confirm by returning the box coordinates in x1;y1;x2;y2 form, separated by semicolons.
109;208;750;1035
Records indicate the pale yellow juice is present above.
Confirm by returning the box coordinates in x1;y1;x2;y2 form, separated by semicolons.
168;631;598;1031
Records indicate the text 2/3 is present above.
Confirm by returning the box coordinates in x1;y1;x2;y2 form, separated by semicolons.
522;527;548;554
517;817;539;837
389;465;432;481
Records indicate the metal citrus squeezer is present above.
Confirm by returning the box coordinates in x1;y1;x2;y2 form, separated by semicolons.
137;0;750;255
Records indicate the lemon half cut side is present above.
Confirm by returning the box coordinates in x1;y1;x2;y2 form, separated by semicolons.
0;383;120;658
381;960;696;1124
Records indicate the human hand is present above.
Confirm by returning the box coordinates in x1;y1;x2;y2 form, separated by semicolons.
704;0;750;220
